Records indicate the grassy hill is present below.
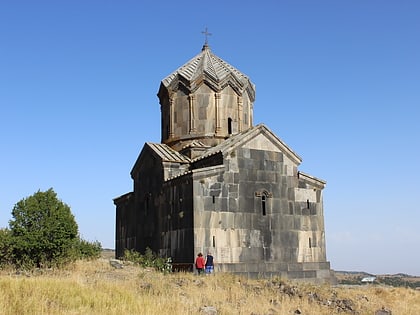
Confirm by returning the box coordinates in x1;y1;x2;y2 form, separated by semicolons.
1;258;419;315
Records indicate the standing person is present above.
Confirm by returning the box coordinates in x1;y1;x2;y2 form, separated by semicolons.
195;252;205;275
205;251;214;275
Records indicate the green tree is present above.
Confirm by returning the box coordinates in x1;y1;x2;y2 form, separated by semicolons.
0;228;12;266
9;188;79;268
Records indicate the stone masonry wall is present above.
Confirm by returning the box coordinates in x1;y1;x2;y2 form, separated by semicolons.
192;143;329;280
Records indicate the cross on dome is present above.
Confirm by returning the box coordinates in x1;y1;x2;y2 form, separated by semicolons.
201;27;212;46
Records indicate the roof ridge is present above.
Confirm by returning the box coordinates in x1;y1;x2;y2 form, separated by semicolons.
203;48;218;80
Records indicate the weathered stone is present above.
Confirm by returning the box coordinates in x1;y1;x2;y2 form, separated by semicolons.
109;259;123;269
114;44;334;283
200;306;217;315
375;308;392;315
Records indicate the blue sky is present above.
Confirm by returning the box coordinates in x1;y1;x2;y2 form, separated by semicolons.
1;1;419;276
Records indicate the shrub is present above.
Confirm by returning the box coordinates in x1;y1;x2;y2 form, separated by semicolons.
122;248;172;273
75;238;102;260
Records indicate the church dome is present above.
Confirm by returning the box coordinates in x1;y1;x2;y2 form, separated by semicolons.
158;44;256;151
159;44;255;101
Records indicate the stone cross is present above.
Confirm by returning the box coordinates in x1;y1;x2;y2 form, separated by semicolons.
201;27;212;45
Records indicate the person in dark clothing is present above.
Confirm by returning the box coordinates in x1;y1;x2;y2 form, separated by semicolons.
205;251;214;274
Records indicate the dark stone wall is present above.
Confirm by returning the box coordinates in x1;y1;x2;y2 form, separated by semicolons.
160;174;194;263
114;193;134;258
116;145;196;263
115;146;165;257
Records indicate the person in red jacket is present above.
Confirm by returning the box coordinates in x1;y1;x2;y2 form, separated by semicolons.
195;252;205;274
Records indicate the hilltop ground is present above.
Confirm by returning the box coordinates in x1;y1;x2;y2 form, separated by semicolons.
1;252;418;315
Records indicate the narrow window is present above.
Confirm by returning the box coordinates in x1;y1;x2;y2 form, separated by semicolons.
262;195;266;216
144;193;150;216
212;195;215;204
309;237;312;248
307;199;310;209
228;117;233;135
212;236;216;247
289;203;294;215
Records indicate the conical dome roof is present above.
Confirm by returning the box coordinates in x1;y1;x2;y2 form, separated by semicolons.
160;44;255;101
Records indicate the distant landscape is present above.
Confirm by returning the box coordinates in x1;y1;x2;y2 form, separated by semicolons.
334;270;420;289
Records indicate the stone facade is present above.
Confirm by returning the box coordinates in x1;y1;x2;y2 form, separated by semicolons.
114;44;334;282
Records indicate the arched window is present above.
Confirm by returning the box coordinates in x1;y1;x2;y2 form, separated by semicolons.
261;195;267;216
228;117;233;135
255;190;272;216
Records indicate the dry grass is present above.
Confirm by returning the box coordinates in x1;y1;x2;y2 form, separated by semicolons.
0;259;419;315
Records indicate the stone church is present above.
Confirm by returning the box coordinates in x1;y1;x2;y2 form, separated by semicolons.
114;42;334;282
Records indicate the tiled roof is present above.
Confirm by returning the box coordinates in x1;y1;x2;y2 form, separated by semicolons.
161;45;255;100
146;143;191;163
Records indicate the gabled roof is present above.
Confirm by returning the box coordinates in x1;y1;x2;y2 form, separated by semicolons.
113;191;133;205
298;171;326;188
146;143;191;163
130;142;190;177
192;124;302;165
160;45;255;100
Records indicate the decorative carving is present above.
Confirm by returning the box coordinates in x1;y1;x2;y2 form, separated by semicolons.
255;190;273;198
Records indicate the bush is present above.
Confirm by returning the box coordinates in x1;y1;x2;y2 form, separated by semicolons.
122;248;172;273
75;238;102;260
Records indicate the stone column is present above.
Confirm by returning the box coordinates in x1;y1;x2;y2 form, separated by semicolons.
169;95;175;138
215;93;221;134
249;103;253;127
237;96;243;132
188;94;195;133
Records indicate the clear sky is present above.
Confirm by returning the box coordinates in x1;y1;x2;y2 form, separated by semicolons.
1;1;419;276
